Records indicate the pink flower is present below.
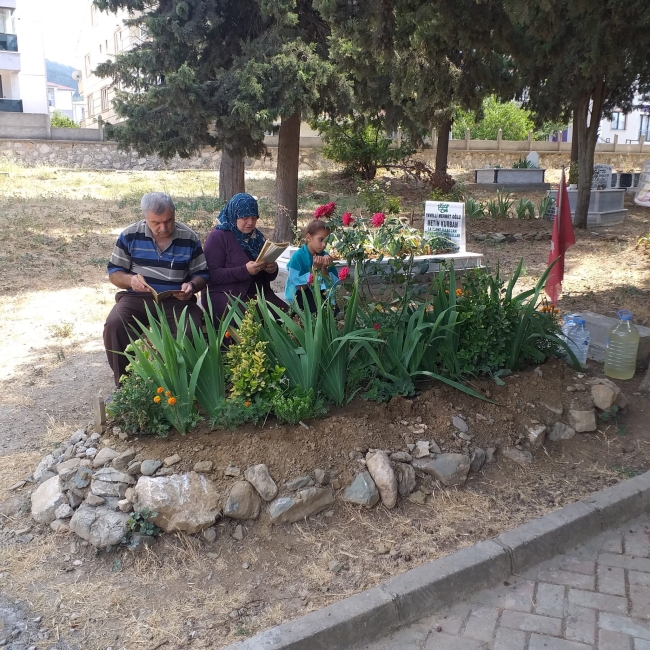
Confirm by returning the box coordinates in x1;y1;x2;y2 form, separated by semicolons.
308;273;314;285
373;322;381;331
314;202;336;219
371;212;386;227
342;212;354;226
339;267;350;281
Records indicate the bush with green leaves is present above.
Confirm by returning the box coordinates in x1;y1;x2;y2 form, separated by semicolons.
357;180;401;215
272;387;328;425
210;396;273;430
126;506;160;538
50;111;79;128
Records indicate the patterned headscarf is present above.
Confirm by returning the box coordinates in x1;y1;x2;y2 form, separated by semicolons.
215;193;265;258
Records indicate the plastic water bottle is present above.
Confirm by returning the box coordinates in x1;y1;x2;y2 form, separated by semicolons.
561;314;576;343
604;310;640;380
567;316;590;366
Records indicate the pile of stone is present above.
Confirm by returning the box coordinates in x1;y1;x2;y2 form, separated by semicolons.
473;232;552;243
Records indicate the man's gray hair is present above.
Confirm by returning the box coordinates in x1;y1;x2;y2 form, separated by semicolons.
141;192;175;217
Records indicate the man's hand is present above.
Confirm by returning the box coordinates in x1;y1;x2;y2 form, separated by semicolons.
172;282;194;301
246;261;265;276
130;274;151;292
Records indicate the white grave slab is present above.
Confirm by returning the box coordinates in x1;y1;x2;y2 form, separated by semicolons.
424;201;466;253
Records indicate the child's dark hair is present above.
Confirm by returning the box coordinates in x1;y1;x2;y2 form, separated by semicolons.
305;219;331;237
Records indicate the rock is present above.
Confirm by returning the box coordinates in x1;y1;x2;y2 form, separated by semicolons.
342;472;380;507
413;454;470;487
543;403;564;416
128;533;157;552
224;465;241;477
224;481;261;520
458;431;472;441
503;447;533;466
193;461;213;473
390;451;412;463
69;430;87;445
69;505;130;548
50;519;70;533
56;458;81;482
163;453;182;467
117;499;133;513
91;468;135;498
394;462;416;496
65;467;93;492
452;416;468;433
140;460;162;476
67;491;84;509
268;487;334;524
244;464;278;501
111;449;136;472
430;441;442;454
485;447;496;463
409;490;427;504
124;487;136;503
366;451;398;509
314;468;330;486
85;494;105;507
85;448;97;459
470;448;486;473
127;461;142;476
591;384;619;411
328;560;344;573
615;391;628;409
569;409;597;433
156;467;175;477
92;447;120;468
526;424;547;447
413;441;430;459
285;476;314;491
232;524;244;541
55;503;74;519
31;476;66;524
34;454;58;483
534;367;543;378
202;527;217;543
549;422;576;441
136;472;220;533
574;383;587;391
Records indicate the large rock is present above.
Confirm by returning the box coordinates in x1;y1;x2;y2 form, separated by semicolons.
69;504;130;548
366;451;398;509
549;422;576;441
140;460;162;476
56;458;81;482
92;447;120;468
135;472;220;533
502;447;533;466
591;384;619;411
34;454;58;483
224;481;261;520
394;462;416;496
268;487;334;524
526;425;547;447
413;441;430;459
470;448;486;473
413;453;470;487
91;467;135;498
111;449;137;472
31;476;66;524
244;464;278;501
342;472;380;507
569;409;597;433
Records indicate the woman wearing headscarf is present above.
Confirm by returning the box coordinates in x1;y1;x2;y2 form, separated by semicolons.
203;193;288;321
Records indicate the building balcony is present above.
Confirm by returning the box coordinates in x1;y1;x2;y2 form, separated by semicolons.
0;98;22;112
0;0;16;9
0;33;17;51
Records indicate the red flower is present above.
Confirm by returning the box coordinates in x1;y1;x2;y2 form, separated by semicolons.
308;273;314;285
373;322;381;331
314;202;336;219
339;267;350;281
342;212;354;226
371;212;386;227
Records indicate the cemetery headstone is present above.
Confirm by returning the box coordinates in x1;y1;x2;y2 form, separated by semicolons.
424;201;466;253
592;164;612;190
525;151;540;167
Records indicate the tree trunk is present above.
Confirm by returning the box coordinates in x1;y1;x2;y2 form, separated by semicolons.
574;78;607;229
570;109;579;164
435;117;452;173
218;148;245;202
273;110;301;242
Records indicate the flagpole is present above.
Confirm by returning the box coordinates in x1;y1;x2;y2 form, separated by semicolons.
557;167;564;244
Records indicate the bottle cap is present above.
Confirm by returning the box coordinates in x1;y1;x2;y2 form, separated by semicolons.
617;310;633;321
573;317;585;325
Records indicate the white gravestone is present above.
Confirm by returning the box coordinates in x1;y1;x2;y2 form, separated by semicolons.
526;151;540;167
424;201;466;253
592;164;612;190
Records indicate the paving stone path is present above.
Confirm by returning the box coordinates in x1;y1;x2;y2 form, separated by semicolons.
360;514;650;650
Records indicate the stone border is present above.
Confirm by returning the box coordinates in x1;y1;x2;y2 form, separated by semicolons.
223;470;650;650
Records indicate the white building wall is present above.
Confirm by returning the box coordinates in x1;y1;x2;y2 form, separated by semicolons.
599;110;645;144
13;3;47;114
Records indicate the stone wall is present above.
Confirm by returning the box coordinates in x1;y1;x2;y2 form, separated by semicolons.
0;138;647;172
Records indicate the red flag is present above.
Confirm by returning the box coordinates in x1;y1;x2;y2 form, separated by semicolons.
545;169;576;303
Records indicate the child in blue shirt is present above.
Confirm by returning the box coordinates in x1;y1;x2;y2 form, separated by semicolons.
285;219;339;313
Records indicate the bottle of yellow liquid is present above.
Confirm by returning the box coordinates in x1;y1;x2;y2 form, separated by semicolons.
604;310;640;380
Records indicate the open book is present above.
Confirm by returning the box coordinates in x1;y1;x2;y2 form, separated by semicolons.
255;240;289;264
137;274;177;303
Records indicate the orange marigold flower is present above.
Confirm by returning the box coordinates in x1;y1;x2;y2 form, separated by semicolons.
244;401;252;407
153;395;161;403
225;330;231;338
165;390;171;397
167;397;177;406
456;288;463;296
157;387;164;394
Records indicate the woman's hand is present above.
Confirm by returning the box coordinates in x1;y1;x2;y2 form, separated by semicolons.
246;261;265;276
262;262;278;273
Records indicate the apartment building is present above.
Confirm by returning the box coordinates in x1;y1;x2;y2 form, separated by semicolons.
0;0;48;114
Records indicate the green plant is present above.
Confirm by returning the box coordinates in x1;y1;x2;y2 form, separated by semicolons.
600;404;626;435
314;116;415;180
538;195;554;220
465;198;484;219
512;158;535;168
127;505;160;537
485;199;500;219
568;161;579;185
452;96;535;141
107;371;171;437
357;180;400;215
48;322;73;338
50;111;79;128
273;387;328;424
515;198;535;219
363;377;414;401
210;396;272;430
496;190;513;218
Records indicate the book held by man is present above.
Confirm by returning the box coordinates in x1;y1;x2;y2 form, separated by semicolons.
255;241;289;264
136;274;177;303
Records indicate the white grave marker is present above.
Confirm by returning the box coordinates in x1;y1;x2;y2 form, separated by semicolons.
424;201;466;253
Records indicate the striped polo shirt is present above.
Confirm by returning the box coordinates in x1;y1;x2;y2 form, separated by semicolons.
107;220;209;292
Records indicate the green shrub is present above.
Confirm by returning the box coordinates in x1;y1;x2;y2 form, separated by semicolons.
210;397;272;430
273;388;328;425
357;180;401;215
515;198;535;219
496;190;513;218
51;111;79;128
127;506;160;537
512;158;535;168
465;198;484;219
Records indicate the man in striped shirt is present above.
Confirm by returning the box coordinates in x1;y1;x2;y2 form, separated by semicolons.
103;192;209;386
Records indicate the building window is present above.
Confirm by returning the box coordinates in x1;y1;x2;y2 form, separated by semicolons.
99;43;102;54
101;87;109;111
85;54;92;77
90;5;98;27
87;93;94;117
139;24;148;40
611;112;626;130
114;30;122;52
47;87;55;107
